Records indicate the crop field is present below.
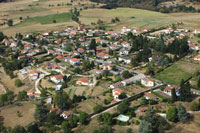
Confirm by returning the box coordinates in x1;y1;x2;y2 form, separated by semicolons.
154;61;200;85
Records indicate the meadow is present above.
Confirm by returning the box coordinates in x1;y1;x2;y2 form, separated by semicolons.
154;61;200;85
18;12;72;25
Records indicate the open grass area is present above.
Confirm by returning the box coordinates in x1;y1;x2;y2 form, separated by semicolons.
0;101;36;127
18;12;71;25
154;61;200;85
80;8;172;30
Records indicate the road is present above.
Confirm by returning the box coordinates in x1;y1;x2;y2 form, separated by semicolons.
90;84;163;118
35;69;51;93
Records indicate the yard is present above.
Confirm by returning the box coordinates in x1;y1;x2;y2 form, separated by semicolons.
154;61;200;85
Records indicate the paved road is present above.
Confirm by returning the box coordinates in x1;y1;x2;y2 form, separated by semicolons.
35;69;51;93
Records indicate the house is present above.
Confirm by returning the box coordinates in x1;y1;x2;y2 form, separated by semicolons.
76;77;89;86
2;39;10;46
77;48;85;53
119;48;129;56
189;44;199;51
135;107;149;116
112;88;123;99
48;49;55;55
24;44;33;50
194;29;200;34
144;92;157;100
118;56;131;64
79;37;85;42
121;26;131;33
28;70;41;80
121;74;145;86
50;108;61;114
27;89;40;98
96;70;104;75
101;64;112;70
50;74;64;84
141;77;155;87
164;85;180;96
121;41;130;48
87;32;93;37
110;82;124;89
69;58;81;65
46;63;60;69
60;111;73;119
194;55;200;61
109;44;120;50
10;42;17;48
56;85;62;91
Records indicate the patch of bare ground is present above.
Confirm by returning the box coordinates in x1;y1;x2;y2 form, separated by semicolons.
0;101;36;128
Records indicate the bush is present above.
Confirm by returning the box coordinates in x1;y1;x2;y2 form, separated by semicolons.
190;101;199;111
135;120;140;125
15;79;23;87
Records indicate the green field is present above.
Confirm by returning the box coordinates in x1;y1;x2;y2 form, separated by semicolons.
154;61;200;85
18;13;72;25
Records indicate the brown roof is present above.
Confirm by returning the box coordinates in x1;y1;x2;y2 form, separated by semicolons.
144;92;156;99
51;74;63;80
78;77;89;83
164;85;179;91
137;107;148;112
113;88;123;93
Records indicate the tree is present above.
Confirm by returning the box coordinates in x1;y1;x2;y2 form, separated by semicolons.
54;91;71;110
15;79;23;87
34;99;49;122
166;106;178;122
97;113;113;125
26;122;42;133
197;76;200;88
12;125;27;133
7;91;14;103
177;103;188;123
138;109;169;133
93;125;112;133
138;120;153;133
171;88;177;102
117;100;129;114
126;128;133;133
0;32;4;42
108;49;113;55
179;79;191;101
93;104;103;113
79;112;89;125
0;94;7;106
140;97;148;105
190;101;199;111
47;111;63;125
61;121;72;133
122;70;132;79
7;19;13;26
17;90;27;101
89;39;97;52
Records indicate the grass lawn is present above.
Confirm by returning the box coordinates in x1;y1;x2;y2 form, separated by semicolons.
154;61;200;85
18;12;72;25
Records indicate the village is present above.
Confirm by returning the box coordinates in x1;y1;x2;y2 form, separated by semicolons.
0;24;200;132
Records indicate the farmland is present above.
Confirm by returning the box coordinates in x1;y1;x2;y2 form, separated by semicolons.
154;61;200;85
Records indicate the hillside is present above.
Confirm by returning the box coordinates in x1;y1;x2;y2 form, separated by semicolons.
90;0;200;12
90;0;171;10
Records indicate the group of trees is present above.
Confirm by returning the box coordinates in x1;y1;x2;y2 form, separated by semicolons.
0;91;14;106
179;79;192;102
138;109;169;133
70;8;80;23
166;103;188;123
158;5;197;13
111;17;120;23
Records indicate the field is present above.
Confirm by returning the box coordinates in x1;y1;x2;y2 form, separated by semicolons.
18;12;72;25
0;101;36;127
154;61;200;85
0;0;200;36
79;8;172;30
